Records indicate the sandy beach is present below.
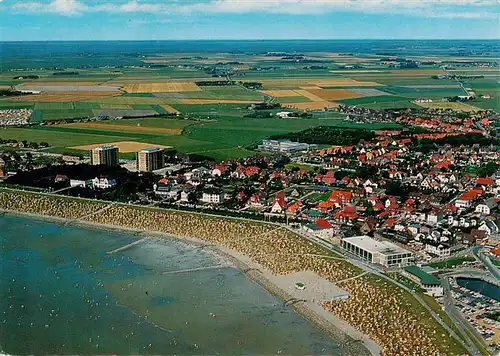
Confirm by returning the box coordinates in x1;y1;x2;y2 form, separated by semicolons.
0;189;466;356
1;207;378;356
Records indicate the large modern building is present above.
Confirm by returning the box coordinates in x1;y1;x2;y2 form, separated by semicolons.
90;146;119;166
258;139;315;154
341;235;414;267
136;148;165;172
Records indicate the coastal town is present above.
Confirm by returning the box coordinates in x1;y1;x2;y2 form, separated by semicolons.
0;103;498;355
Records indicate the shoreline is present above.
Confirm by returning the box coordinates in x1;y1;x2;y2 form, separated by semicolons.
1;208;380;356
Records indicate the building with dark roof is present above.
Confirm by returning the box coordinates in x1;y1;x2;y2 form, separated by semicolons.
402;266;443;297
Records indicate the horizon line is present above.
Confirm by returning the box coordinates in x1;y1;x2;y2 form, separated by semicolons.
1;38;499;43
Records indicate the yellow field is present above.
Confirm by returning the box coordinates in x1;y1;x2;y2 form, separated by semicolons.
9;92;120;102
71;141;171;153
260;90;303;97
294;90;325;102
233;65;250;71
413;101;481;112
179;99;258;104
305;89;361;101
283;101;339;111
123;82;201;93
160;104;180;114
300;86;322;90
258;78;383;88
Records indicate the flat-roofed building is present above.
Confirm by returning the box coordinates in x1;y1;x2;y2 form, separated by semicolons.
136;147;165;172
258;139;316;154
341;235;414;267
90;146;119;166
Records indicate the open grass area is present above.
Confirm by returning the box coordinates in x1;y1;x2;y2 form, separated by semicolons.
1;113;398;161
387;272;425;292
427;256;476;269
336;95;408;105
0;101;35;109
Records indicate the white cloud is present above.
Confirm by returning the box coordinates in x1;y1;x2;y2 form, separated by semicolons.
9;0;500;18
95;1;162;13
13;0;86;15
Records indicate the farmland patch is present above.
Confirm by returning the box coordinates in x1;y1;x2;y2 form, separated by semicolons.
304;89;361;101
71;141;171;153
61;122;183;135
92;109;159;117
350;88;391;97
123;82;201;93
413;101;482;112
17;85;120;92
179;99;258;104
10;92;120;102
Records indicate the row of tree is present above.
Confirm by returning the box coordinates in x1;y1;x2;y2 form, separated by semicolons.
270;126;375;145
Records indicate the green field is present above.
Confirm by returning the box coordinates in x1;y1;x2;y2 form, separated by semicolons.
0;50;496;160
0;114;400;161
336;95;409;105
34;102;75;110
427;256;476;269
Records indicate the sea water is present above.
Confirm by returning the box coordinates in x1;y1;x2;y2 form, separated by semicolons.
457;277;500;302
0;215;344;355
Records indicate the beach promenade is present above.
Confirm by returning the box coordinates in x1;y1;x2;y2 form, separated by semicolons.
0;188;467;356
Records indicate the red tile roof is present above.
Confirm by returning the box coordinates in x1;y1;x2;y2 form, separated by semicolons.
476;177;494;186
316;219;333;229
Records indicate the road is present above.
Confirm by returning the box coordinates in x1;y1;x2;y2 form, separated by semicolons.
440;275;489;356
474;248;500;280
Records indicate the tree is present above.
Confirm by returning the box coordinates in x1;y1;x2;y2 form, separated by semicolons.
365;204;375;216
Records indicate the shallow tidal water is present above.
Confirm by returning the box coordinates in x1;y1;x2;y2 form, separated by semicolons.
0;215;343;355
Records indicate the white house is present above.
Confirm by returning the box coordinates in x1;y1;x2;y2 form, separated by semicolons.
90;177;117;190
180;190;190;202
478;220;499;236
276;111;293;119
427;212;443;225
425;242;451;258
70;179;87;188
302;219;334;239
475;198;498;215
201;188;223;204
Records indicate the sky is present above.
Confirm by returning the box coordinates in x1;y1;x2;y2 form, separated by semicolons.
0;0;499;41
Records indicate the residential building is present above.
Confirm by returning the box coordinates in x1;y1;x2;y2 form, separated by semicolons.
303;219;334;239
270;192;287;213
475;198;498;215
136;148;165;172
90;146;119;166
425;241;451;258
90;177;117;190
402;266;443;297
341;235;414;267
201;188;223;204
